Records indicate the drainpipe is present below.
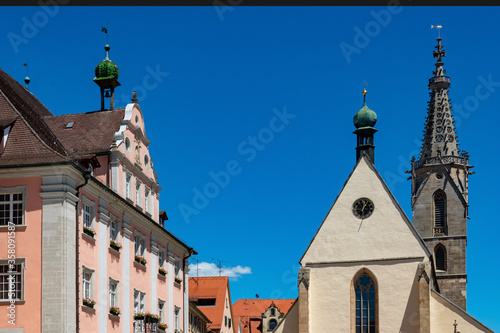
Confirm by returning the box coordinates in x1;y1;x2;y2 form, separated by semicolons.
75;171;91;333
183;248;195;332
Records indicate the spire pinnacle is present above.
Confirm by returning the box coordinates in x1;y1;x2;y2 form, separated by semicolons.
23;61;30;91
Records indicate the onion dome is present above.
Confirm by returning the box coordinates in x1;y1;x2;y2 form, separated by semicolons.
94;44;119;80
353;89;377;129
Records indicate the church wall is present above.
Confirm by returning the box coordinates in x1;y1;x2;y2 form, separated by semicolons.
430;291;493;332
273;301;298;333
308;260;424;333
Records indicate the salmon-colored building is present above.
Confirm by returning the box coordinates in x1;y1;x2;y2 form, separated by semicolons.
189;277;236;333
0;44;194;333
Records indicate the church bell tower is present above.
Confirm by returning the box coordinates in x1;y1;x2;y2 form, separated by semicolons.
410;36;473;310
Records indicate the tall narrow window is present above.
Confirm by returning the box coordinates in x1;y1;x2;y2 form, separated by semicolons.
175;307;180;329
83;204;91;228
434;190;447;235
125;173;131;199
269;319;277;330
355;273;376;333
110;219;119;242
83;270;92;300
435;244;447;271
109;279;118;307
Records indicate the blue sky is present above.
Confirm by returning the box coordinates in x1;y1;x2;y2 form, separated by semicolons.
1;6;499;331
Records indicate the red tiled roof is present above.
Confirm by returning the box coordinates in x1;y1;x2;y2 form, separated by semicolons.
232;299;295;333
189;276;232;331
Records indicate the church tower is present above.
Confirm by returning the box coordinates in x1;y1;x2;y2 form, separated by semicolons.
410;36;473;310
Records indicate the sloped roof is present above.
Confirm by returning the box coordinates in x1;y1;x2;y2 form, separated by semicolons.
232;299;295;333
189;276;232;331
44;109;125;158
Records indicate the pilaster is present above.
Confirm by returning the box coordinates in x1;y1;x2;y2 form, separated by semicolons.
297;267;310;333
122;218;133;333
150;236;159;313
98;203;109;333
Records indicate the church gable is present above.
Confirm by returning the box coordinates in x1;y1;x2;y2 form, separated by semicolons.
301;155;429;265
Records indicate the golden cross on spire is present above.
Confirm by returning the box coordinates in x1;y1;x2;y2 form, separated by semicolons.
362;80;368;104
431;24;442;38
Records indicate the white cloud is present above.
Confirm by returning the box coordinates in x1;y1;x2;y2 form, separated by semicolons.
188;262;251;280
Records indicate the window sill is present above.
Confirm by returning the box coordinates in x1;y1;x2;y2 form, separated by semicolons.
0;300;24;304
109;313;120;320
158;272;167;280
0;225;26;231
82;304;96;313
133;260;147;270
109;246;121;256
82;232;96;243
174;281;181;288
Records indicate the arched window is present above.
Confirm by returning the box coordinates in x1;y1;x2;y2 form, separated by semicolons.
354;273;376;333
270;308;275;316
435;244;447;271
433;190;447;235
269;319;277;330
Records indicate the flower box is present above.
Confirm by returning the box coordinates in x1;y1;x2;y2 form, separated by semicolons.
83;226;96;237
135;255;147;265
134;312;145;320
174;329;183;333
110;240;122;251
158;267;167;276
174;277;182;284
109;306;120;316
145;312;161;321
159;323;168;330
83;297;96;308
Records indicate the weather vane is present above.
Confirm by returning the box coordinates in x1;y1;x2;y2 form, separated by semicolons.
22;60;30;90
101;24;109;44
362;80;368;103
431;24;442;38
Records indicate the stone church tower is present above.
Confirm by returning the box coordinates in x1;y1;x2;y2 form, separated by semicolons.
410;37;473;310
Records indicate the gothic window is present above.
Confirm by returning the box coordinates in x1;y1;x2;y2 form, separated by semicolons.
435;244;447;271
269;319;277;330
271;308;275;316
433;190;447;235
355;273;376;333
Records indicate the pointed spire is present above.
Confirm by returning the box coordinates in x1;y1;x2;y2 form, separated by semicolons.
353;87;377;164
418;34;460;160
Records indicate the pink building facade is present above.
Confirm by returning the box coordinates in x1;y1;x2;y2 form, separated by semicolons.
0;52;194;333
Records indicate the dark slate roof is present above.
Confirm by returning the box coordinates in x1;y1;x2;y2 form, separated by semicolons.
0;68;125;167
44;109;125;158
0;68;69;166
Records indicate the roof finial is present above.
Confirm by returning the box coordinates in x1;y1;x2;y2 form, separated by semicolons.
101;26;110;60
23;61;30;91
131;90;138;103
431;24;442;38
362;80;368;105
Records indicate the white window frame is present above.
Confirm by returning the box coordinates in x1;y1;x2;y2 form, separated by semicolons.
82;266;94;301
144;186;151;214
174;306;180;330
0;186;26;226
124;171;132;200
110;217;120;242
134;289;146;314
158;299;166;323
135;179;142;207
134;232;147;258
81;196;96;230
0;258;25;302
158;247;166;269
109;278;119;308
174;257;181;277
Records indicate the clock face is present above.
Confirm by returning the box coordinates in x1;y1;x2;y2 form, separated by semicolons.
352;198;374;219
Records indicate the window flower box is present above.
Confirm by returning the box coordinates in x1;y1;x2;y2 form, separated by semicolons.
134;312;145;320
83;297;96;308
174;277;182;284
159;323;168;331
175;329;183;333
145;312;161;321
83;226;96;237
158;267;167;276
110;240;122;251
134;255;147;265
109;306;120;316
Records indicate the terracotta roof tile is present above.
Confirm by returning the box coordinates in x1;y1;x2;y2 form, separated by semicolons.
232;299;296;333
189;276;232;330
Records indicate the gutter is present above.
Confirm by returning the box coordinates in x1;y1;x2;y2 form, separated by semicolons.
74;170;91;333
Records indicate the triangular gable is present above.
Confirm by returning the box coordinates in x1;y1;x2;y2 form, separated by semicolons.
301;154;430;265
430;290;494;332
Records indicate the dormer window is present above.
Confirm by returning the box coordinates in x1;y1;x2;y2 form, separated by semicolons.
0;125;12;155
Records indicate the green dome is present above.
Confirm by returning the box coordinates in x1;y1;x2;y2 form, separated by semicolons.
94;44;119;80
95;60;119;79
353;102;377;128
